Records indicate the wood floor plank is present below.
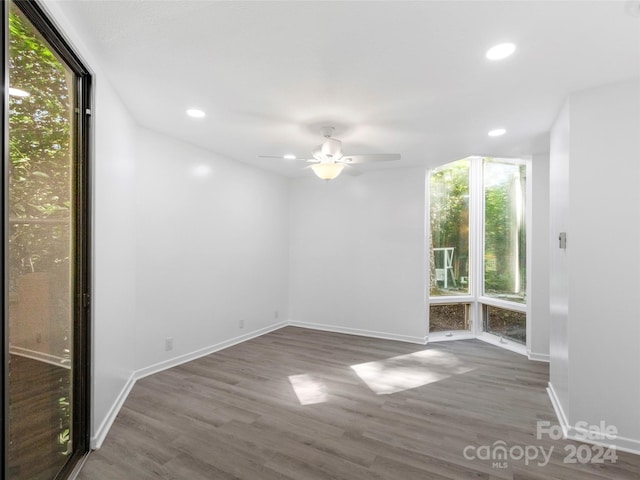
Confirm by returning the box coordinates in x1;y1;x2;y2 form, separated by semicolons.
8;355;72;480
77;327;640;479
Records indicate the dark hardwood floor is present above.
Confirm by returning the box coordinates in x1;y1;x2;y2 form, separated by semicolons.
8;355;71;480
78;327;640;479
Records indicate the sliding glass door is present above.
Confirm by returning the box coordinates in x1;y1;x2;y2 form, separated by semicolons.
4;1;91;478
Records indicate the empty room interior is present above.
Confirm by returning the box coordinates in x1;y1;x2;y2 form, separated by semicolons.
2;1;640;479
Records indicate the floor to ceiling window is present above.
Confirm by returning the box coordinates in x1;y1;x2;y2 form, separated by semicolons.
481;158;527;345
3;1;91;478
429;158;472;334
428;156;529;353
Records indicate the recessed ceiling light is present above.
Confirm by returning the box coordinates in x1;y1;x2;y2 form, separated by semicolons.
9;87;30;97
186;108;206;118
191;164;212;177
486;43;516;60
283;154;296;160
488;128;507;137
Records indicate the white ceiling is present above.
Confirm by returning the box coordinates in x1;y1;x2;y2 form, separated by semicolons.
55;0;640;176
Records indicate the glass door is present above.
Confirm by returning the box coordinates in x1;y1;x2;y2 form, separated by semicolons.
4;1;91;478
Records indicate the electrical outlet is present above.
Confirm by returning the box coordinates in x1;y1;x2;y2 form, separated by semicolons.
165;337;173;351
239;319;245;329
274;310;279;319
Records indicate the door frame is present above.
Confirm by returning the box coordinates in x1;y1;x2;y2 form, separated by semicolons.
2;1;92;477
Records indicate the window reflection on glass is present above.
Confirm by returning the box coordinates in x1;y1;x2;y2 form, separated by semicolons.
483;159;527;303
429;303;470;332
429;159;470;296
8;2;75;478
483;305;526;344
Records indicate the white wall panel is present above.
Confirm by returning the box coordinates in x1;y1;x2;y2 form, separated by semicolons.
549;80;640;452
568;81;640;449
289;168;427;342
134;128;290;369
529;152;551;361
549;101;571;416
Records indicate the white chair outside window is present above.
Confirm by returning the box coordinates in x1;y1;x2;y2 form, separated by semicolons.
433;247;456;289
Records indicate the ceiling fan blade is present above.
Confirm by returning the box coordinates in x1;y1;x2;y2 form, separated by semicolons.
258;155;312;161
339;153;401;164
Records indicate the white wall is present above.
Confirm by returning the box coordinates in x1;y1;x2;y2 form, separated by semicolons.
38;0;610;454
549;101;571;418
90;79;138;442
41;2;139;448
44;1;291;448
134;128;290;371
569;80;640;450
529;152;551;361
549;80;640;453
289;168;427;343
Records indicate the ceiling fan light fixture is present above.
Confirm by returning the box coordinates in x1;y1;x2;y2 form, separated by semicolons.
259;125;400;176
311;162;344;180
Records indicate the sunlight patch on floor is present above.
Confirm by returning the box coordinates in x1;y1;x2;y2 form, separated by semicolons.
351;348;475;395
288;374;328;405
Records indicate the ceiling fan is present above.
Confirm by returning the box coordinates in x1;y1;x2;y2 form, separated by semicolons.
259;126;401;180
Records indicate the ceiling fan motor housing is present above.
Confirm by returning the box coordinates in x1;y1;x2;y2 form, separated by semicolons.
321;137;342;159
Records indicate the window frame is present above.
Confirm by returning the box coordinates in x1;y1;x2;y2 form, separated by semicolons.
427;156;531;356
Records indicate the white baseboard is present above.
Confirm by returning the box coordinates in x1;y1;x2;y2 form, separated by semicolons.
288;320;427;345
547;381;570;431
547;382;640;456
90;321;287;449
134;321;288;380
527;351;550;362
92;324;640;458
91;372;135;449
566;426;640;456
